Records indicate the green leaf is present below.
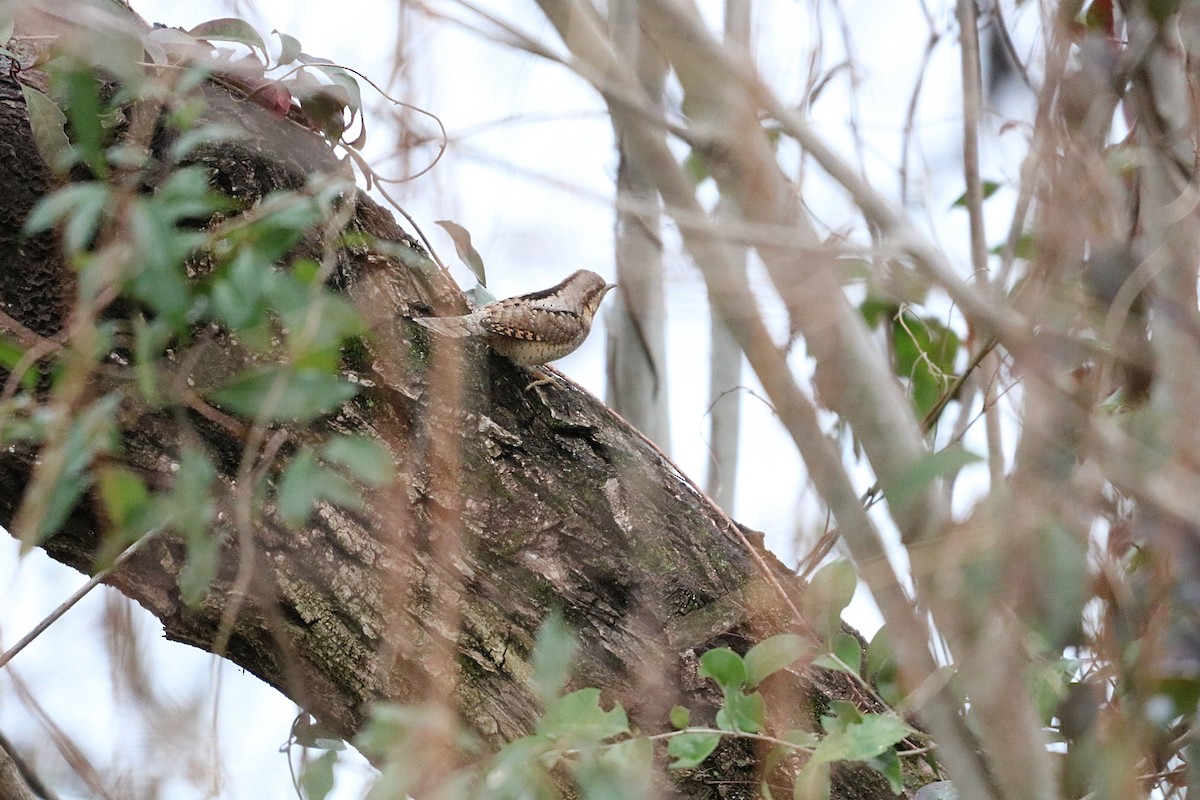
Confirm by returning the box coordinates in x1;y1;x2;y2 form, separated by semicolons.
683;149;711;186
859;297;898;328
96;464;150;530
0;8;14;44
802;559;856;638
529;611;578;708
667;732;720;769
866;626;901;705
168;446;217;540
698;647;747;690
274;30;303;65
53;62;107;176
814;633;862;676
716;688;764;733
866;626;896;679
879;444;981;516
575;737;654;800
189;18;269;56
951;179;1002;207
868;746;905;795
0;336;38;394
24;183;110;253
745;633;811;688
811;713;914;765
784;729;820;749
320;435;394;486
891;311;960;419
536;689;629;744
211;367;357;423
435;220;487;286
481;735;557;800
669;705;691;729
277;447;361;527
179;525;223;605
21;85;73;172
24;394;120;550
297;54;363;112
162;447;220;605
133;317;172;403
168;123;245;161
793;760;830;800
820;700;862;734
299;749;337;800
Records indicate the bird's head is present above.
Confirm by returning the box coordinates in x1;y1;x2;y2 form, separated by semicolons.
570;270;617;320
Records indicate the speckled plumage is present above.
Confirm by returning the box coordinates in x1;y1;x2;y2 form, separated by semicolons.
413;270;616;365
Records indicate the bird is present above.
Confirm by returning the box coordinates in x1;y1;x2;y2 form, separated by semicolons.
412;269;616;384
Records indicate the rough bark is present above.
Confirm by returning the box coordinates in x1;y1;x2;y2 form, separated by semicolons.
0;12;909;800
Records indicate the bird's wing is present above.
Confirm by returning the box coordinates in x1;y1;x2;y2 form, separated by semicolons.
480;301;581;346
412;314;484;337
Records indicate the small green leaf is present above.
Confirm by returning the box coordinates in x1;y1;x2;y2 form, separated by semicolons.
793;760;830;800
879;444;981;516
820;700;862;734
822;632;862;676
536;689;629;744
24;395;120;550
24;182;110;246
784;729;820;749
868;745;905;795
745;633;811;688
277;447;360;527
667;732;720;769
576;737;654;800
211;367;357;423
299;748;337;800
189;18;269;56
96;464;150;530
683;150;711;186
168;123;245;161
669;705;691;729
811;713;914;765
866;626;901;705
950;179;1001;207
866;626;896;679
481;735;556;800
274;30;303;65
169;446;217;540
716;688;765;733
320;435;394;486
179;527;223;605
297;54;363;113
134;317;172;403
0;336;39;393
802;560;857;638
21;85;73;172
435;220;487;286
0;8;14;43
529;611;578;707
698;647;747;690
53;63;108;176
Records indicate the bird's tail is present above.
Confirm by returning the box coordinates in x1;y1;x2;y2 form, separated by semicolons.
412;315;483;337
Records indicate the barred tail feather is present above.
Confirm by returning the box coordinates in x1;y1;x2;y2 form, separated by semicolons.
412;315;483;337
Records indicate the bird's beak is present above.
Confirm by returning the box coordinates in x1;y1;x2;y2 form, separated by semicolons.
604;283;617;295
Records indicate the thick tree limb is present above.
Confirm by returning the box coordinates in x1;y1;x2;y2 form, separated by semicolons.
0;8;913;799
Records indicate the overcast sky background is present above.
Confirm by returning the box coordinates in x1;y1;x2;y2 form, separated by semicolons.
0;1;1038;797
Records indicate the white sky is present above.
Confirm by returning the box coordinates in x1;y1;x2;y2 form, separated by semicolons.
0;1;1038;797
